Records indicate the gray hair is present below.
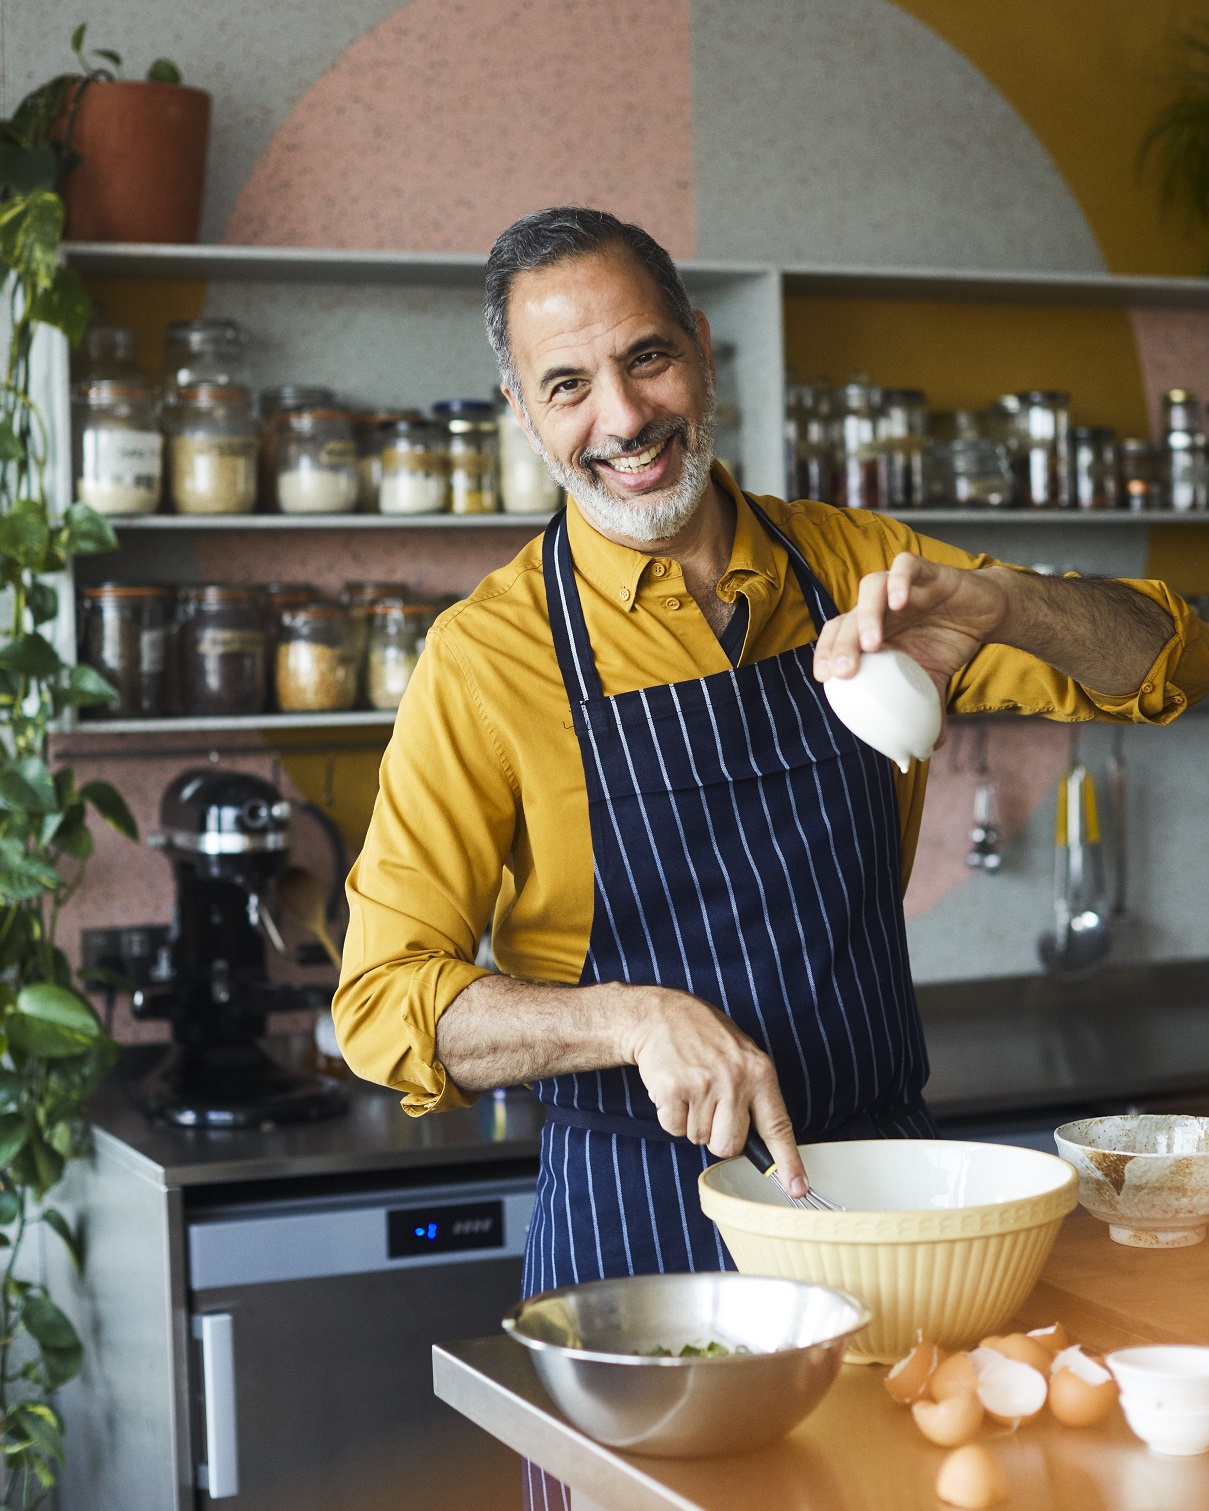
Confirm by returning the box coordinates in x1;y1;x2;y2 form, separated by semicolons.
484;206;699;397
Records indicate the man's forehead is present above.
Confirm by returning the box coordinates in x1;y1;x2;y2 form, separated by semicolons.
508;251;671;359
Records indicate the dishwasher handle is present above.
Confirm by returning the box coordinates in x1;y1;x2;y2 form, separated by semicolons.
194;1312;240;1498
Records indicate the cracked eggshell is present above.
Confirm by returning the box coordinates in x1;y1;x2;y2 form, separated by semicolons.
823;648;942;773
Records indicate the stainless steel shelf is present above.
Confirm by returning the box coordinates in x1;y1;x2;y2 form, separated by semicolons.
70;710;396;735
109;512;555;530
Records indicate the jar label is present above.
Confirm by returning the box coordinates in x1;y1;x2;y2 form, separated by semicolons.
319;440;358;466
140;627;167;675
196;628;265;657
82;429;163;490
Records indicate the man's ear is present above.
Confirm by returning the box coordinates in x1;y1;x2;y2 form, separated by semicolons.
501;385;542;458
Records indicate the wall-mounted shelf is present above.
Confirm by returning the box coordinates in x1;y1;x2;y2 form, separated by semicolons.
887;510;1209;527
71;711;396;736
108;512;555;531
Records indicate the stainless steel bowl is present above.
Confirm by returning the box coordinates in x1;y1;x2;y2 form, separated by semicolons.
502;1272;869;1457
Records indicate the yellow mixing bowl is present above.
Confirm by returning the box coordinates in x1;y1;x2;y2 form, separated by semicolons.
699;1139;1077;1363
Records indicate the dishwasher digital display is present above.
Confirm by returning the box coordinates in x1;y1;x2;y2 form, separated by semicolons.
386;1199;505;1258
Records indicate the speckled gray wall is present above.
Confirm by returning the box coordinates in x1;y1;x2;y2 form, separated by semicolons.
689;0;1104;271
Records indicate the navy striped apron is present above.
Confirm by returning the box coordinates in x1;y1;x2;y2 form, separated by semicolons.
521;497;934;1302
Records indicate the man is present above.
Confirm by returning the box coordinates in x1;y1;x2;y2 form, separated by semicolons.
335;207;1208;1292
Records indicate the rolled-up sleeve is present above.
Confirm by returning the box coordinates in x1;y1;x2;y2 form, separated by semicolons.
333;627;518;1114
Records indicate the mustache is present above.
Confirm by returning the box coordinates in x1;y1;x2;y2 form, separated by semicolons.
579;417;689;468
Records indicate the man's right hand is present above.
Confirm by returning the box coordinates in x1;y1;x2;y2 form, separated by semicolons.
616;986;810;1199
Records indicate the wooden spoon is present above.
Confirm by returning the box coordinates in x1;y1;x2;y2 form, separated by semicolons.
277;865;343;968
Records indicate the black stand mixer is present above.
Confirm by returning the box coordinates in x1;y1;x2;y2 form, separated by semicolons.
135;769;349;1129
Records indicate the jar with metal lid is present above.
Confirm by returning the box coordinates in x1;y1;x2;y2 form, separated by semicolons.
928;439;1013;508
178;585;267;717
877;388;928;510
340;580;410;702
259;386;337;511
72;378;163;516
434;400;499;514
77;325;146;384
352;409;421;511
784;381;833;503
1013;391;1071;508
830;378;882;509
496;403;560;515
366;602;430;710
1071;426;1119;510
1162;389;1209;512
264;582;322;709
378;417;449;515
79;584;173;719
275;604;358;713
164;384;258;515
275;407;359;514
1120;439;1162;512
161;318;249;400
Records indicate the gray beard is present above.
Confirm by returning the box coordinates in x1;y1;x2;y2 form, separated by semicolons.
524;398;717;544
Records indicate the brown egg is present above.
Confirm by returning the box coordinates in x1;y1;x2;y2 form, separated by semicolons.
936;1444;1008;1509
884;1335;946;1404
1026;1322;1072;1356
930;1352;980;1401
912;1389;984;1447
1048;1348;1119;1426
980;1332;1053;1375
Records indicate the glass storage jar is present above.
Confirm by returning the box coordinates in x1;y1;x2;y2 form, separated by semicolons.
275;604;358;713
275;407;359;514
161;318;249;400
378;417;449;515
830;378;882;509
72;378;163;516
77;325;146;384
340;580;410;702
877;388;928;509
1013;391;1071;508
366;602;430;710
928;439;1013;508
1162;389;1209;512
178;585;267;717
79;584;173;719
497;403;560;515
264;582;322;710
1071;426;1119;510
1120;438;1162;512
353;409;421;511
165;384;258;515
434;400;499;514
259;386;336;511
785;381;833;503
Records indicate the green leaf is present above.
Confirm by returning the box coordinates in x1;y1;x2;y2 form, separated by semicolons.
40;1208;81;1270
0;1115;27;1165
146;58;182;84
71;23;87;53
56;662;117;709
8;1396;65;1461
28;265;90;346
61;501;119;556
40;1339;83;1389
26;579;58;625
0;497;51;570
0;841;62;901
0;416;21;464
52;815;92;861
0;756;57;812
0;632;60;679
0;1072;22;1113
0;190;65;294
94;49;123;70
14;983;104;1042
0;143;57;196
0;1183;21;1221
79;780;137;839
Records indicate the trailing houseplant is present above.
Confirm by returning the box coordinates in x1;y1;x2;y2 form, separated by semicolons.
0;185;138;1506
1140;25;1209;266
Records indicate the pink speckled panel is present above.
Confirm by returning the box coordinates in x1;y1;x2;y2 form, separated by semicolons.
224;0;695;257
1129;307;1209;441
903;719;1071;920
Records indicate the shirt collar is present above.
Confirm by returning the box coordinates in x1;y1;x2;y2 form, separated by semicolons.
565;464;784;613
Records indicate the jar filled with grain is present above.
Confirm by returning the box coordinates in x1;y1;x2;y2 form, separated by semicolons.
264;582;322;709
339;580;410;703
275;407;359;514
79;584;173;719
497;402;560;514
161;318;249;401
259;386;336;511
378;416;449;514
366;602;430;710
354;409;422;511
165;384;258;515
178;585;267;717
275;604;358;713
72;378;163;516
433;400;499;514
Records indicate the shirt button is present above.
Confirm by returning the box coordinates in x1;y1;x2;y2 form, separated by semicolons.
665;597;681;611
618;586;631;603
652;562;667;577
1142;682;1153;693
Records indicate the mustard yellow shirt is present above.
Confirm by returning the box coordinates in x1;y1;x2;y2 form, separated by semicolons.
334;468;1209;1114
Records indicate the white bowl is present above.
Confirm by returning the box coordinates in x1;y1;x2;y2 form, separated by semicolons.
1117;1400;1209;1457
1108;1347;1209;1410
1054;1115;1209;1247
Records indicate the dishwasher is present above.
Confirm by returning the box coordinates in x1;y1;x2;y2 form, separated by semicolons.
187;1169;536;1510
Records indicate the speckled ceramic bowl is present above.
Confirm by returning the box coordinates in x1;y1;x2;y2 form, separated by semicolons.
1054;1115;1209;1249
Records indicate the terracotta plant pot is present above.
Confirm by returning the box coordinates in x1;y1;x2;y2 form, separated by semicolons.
58;80;211;243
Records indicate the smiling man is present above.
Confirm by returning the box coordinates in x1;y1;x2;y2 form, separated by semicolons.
335;208;1208;1299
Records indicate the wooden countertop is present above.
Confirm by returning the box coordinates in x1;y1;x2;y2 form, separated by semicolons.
433;1213;1209;1511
